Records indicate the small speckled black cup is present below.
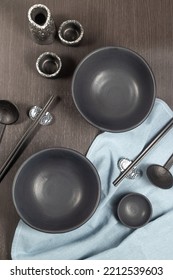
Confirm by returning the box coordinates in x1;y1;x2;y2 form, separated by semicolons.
36;52;62;78
58;20;84;46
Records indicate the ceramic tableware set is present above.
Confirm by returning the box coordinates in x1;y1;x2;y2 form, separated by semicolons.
28;4;84;78
1;4;173;236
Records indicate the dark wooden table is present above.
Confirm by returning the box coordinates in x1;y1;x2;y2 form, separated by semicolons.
0;0;173;260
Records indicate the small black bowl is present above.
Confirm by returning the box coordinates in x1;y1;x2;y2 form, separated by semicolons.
36;52;62;78
117;193;152;228
58;20;84;46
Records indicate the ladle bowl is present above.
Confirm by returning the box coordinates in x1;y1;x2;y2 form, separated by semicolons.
0;100;19;141
147;154;173;189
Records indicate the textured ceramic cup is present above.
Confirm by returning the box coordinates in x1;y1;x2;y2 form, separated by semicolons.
36;52;62;78
28;4;56;44
58;20;84;46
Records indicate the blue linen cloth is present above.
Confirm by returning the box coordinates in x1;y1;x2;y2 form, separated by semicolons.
11;98;173;260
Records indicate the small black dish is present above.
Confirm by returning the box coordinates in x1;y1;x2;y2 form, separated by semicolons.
58;20;84;46
36;52;62;78
117;193;152;228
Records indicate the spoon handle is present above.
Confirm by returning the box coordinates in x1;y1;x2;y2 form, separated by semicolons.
113;117;173;186
0;124;5;143
164;154;173;170
0;95;57;182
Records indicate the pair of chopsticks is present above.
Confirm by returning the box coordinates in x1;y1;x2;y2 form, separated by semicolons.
0;95;57;182
113;117;173;186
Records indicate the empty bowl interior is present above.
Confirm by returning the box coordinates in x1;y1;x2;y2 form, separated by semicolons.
72;47;156;132
117;193;152;228
12;148;100;233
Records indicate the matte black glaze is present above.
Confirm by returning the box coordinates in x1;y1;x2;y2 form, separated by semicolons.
72;47;156;132
0;100;19;125
117;193;152;228
0;100;19;142
12;148;101;233
147;154;173;189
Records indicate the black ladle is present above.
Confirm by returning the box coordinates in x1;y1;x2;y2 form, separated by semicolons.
147;154;173;189
0;100;19;142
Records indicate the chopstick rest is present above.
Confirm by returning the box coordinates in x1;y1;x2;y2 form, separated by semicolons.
113;117;173;186
29;105;53;125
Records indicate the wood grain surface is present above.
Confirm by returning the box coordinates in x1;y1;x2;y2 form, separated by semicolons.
0;0;173;260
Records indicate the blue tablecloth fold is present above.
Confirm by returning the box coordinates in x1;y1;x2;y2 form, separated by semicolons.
11;98;173;260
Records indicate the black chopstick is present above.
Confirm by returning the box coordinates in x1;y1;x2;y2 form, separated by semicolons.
0;95;57;182
113;117;173;186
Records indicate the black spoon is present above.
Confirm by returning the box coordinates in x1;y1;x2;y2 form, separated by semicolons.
0;100;19;142
147;154;173;189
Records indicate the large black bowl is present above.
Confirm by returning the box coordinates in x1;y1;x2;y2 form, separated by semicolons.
72;47;156;132
12;148;100;233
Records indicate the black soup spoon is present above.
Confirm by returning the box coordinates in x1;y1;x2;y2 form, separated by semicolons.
147;154;173;189
0;100;19;142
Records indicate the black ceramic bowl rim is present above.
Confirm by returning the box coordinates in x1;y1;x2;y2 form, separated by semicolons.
58;20;84;45
36;52;62;78
12;147;101;233
117;192;153;229
72;46;156;132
